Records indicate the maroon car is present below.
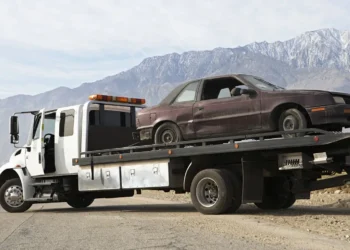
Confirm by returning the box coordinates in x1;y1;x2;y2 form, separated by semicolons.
136;74;350;144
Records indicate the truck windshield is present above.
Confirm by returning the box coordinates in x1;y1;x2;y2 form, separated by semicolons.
242;75;284;91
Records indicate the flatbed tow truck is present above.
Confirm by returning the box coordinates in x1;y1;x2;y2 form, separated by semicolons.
1;94;350;214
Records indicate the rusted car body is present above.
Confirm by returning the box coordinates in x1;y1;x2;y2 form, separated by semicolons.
136;74;350;143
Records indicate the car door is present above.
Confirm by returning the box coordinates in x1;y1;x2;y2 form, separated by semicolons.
25;109;45;176
193;86;261;138
169;80;201;140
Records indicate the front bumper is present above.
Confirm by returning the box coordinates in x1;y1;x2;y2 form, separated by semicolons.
307;104;350;128
139;127;153;141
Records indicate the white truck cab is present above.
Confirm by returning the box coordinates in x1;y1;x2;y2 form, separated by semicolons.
0;94;146;212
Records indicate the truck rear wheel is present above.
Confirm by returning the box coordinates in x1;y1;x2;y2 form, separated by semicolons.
254;177;296;210
190;169;233;215
224;170;242;213
0;178;32;213
66;194;94;209
255;193;296;210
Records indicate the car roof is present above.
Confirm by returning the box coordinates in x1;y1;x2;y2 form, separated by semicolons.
187;73;253;82
158;74;256;105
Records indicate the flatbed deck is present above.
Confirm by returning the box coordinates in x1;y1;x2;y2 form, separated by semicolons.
73;129;350;166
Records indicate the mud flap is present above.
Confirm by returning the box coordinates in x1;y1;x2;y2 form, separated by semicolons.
241;157;264;204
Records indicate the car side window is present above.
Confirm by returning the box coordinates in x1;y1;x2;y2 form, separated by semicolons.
201;78;244;101
174;81;199;103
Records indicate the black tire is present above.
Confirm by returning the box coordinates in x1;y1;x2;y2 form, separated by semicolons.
0;178;32;213
278;108;307;138
255;193;296;210
66;194;94;209
154;122;183;144
224;170;242;213
281;194;296;209
254;177;295;210
190;169;233;215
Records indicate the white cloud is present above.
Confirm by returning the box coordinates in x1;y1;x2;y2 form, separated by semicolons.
0;0;349;98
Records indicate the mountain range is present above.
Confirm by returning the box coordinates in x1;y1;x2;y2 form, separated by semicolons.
1;28;350;165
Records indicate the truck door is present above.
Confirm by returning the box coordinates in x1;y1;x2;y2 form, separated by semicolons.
55;106;81;175
25;109;45;176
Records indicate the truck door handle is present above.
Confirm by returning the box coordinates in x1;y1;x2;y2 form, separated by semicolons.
38;153;41;164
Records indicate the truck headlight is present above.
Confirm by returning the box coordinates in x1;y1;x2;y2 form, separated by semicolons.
333;96;345;104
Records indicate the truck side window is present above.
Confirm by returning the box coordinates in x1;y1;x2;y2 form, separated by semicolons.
59;109;75;137
32;114;42;140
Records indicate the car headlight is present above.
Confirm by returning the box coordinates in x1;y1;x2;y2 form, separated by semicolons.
333;96;345;104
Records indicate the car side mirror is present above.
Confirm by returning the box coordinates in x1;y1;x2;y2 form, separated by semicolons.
10;116;19;144
240;88;256;96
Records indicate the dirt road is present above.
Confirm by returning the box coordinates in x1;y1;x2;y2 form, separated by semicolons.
0;191;349;250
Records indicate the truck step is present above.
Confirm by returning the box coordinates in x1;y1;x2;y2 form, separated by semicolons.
26;198;53;202
30;182;55;186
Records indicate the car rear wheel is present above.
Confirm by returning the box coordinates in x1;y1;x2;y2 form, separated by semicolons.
154;122;182;144
278;108;307;138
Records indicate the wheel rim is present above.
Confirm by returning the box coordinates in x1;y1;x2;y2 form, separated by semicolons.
283;116;298;131
161;129;175;143
4;185;24;208
196;178;219;208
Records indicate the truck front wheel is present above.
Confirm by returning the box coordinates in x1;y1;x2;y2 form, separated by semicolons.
190;169;234;215
66;194;94;209
0;178;32;213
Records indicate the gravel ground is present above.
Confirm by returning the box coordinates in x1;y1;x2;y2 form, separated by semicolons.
140;188;350;243
1;192;350;250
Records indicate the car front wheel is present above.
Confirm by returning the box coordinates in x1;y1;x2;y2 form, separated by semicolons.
154;122;182;144
278;108;307;137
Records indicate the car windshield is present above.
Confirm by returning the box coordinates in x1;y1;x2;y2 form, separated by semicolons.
159;83;186;105
241;75;284;91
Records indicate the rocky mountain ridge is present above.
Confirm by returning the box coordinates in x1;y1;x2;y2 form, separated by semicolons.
1;28;349;164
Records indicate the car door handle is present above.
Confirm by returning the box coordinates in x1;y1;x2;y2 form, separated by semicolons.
198;107;204;110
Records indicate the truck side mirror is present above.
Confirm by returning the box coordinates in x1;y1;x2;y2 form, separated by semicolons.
10;116;19;144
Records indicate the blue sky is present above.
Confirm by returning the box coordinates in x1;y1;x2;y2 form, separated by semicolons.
0;0;349;99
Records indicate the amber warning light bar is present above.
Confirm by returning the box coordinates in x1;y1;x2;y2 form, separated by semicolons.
89;94;146;105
